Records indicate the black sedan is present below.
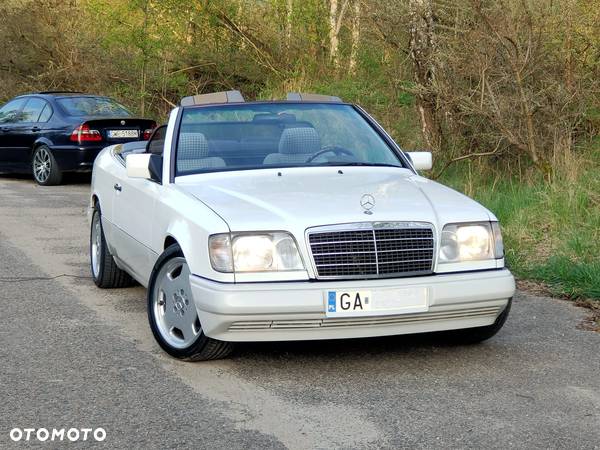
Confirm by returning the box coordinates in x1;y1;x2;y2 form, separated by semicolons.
0;92;156;185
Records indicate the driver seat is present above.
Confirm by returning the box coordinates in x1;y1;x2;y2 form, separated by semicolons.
263;127;321;165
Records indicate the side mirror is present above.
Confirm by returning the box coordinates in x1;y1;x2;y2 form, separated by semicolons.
406;152;433;170
126;153;162;183
145;124;167;155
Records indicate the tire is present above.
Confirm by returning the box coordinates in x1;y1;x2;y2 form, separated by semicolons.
446;298;512;344
147;244;234;361
32;145;63;186
90;206;134;288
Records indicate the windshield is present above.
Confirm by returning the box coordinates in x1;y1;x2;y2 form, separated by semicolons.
57;97;132;117
175;103;404;175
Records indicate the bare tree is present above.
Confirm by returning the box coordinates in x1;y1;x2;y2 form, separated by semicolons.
408;0;443;152
329;0;349;67
286;0;293;48
139;0;151;117
349;0;361;73
420;0;597;175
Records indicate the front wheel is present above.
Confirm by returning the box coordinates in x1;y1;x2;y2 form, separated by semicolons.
147;244;234;361
32;145;62;186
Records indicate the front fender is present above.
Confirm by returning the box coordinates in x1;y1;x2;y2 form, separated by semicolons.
154;185;234;283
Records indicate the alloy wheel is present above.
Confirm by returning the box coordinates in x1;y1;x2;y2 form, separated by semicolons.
152;257;201;349
90;212;102;279
33;147;52;183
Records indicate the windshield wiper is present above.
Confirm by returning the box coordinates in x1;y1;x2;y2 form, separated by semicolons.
317;162;402;168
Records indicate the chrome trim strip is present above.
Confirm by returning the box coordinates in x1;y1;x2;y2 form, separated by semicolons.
372;229;380;275
228;306;501;331
312;248;434;256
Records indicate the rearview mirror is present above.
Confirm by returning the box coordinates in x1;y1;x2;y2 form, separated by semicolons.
406;152;433;170
126;153;162;183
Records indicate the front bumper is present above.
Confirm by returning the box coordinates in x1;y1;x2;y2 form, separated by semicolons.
190;269;515;342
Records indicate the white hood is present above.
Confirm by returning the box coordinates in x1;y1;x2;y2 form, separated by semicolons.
176;167;492;235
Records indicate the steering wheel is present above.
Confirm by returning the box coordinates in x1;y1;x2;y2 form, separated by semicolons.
305;146;356;163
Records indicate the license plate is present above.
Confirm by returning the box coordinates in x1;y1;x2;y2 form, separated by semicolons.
325;288;428;317
108;129;139;139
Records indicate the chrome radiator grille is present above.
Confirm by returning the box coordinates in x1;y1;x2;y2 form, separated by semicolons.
307;222;434;279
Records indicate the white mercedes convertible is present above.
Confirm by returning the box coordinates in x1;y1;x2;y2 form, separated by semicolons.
89;91;515;361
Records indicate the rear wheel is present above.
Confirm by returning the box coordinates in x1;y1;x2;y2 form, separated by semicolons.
90;206;134;288
32;145;62;186
148;244;234;361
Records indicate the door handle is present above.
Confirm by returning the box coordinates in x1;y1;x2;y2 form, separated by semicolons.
113;183;122;192
31;126;41;132
0;127;7;132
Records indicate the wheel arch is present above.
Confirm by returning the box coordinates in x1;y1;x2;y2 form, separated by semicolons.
164;235;178;250
30;137;54;159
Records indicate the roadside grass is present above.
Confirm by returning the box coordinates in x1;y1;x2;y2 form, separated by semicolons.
439;142;600;301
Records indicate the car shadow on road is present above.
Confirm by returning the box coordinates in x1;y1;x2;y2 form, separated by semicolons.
0;172;91;185
234;330;485;361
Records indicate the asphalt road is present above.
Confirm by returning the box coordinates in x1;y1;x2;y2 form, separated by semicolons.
0;174;598;449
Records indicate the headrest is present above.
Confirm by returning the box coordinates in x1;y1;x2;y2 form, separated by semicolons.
178;133;209;159
278;127;321;155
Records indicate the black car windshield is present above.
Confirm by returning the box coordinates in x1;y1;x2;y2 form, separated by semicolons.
57;97;132;117
175;103;405;175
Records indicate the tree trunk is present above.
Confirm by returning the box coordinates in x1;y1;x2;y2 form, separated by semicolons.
563;2;575;91
349;0;360;73
185;5;195;45
329;0;349;68
329;0;339;67
286;0;293;49
139;0;150;117
238;0;246;49
408;0;442;152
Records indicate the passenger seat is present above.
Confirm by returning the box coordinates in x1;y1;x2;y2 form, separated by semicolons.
177;133;226;172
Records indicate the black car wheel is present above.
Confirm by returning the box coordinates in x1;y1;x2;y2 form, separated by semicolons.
32;145;63;186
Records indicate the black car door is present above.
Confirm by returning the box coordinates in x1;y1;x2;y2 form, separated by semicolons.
0;98;27;168
10;97;49;167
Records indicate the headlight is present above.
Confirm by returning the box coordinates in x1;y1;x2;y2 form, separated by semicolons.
209;232;305;273
439;222;504;263
491;222;504;258
208;234;232;272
